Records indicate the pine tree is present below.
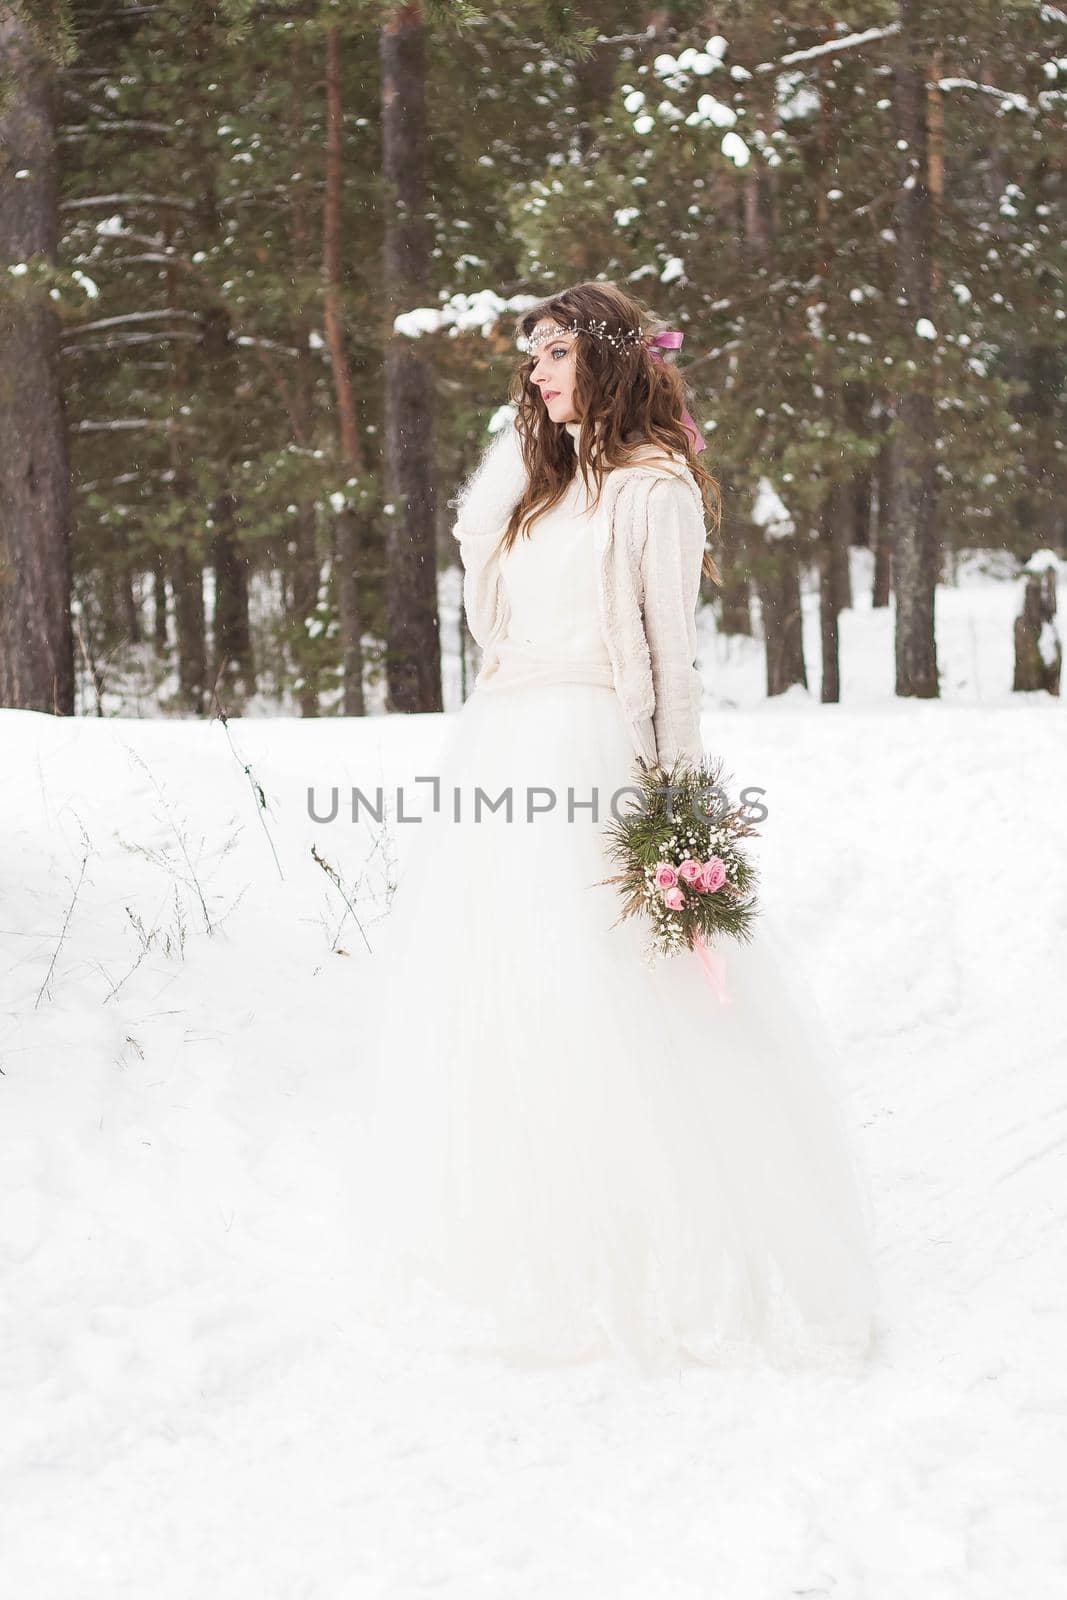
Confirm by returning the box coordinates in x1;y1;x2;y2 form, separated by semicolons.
0;2;76;713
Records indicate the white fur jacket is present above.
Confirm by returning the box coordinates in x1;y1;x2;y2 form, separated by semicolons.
450;414;708;772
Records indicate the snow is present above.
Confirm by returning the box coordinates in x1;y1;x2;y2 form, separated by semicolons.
686;93;737;129
1038;619;1061;669
3;553;1066;1596
751;475;794;538
486;401;515;436
1024;547;1062;574
720;130;751;167
652;38;726;81
394;290;540;342
776;71;823;122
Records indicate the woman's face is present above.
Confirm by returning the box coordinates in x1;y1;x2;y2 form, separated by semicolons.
527;320;579;426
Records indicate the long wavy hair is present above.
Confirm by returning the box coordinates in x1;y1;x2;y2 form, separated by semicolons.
503;281;723;585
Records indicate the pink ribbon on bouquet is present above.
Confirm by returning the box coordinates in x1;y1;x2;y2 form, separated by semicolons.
693;931;731;1005
645;329;706;454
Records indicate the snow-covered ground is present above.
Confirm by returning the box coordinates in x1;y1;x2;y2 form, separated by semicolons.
3;558;1066;1597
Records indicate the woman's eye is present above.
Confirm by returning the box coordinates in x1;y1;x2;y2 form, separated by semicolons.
551;346;567;359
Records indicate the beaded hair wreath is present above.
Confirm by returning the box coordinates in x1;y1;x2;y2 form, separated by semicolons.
519;318;707;453
520;317;644;356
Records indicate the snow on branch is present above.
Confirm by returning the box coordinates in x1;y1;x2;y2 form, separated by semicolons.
935;78;1034;116
72;420;169;433
394;289;541;341
60;193;196;212
234;335;301;357
62;332;203;355
754;24;899;74
76;472;144;491
60;120;173;137
98;253;183;270
69;310;201;336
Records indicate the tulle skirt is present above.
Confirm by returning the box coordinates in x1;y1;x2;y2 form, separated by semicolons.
345;678;878;1375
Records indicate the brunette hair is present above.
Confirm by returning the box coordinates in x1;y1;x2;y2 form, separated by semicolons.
504;281;723;584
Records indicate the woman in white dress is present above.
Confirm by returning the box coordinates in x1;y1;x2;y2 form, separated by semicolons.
348;282;878;1375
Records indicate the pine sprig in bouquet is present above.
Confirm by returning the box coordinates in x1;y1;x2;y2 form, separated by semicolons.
596;753;761;968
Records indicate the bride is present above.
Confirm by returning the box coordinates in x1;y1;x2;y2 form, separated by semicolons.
347;281;878;1374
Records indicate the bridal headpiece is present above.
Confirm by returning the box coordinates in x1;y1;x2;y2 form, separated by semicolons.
520;316;645;356
520;319;707;455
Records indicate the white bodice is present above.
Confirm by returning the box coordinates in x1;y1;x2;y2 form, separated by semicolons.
476;421;614;695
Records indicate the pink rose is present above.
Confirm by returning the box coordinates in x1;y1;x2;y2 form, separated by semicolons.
700;857;727;893
654;863;678;890
662;885;686;911
678;859;704;886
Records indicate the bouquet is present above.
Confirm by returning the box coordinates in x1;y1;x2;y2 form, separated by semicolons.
596;753;761;977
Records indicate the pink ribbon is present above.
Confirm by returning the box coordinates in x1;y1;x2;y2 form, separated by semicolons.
645;329;706;454
692;931;731;1004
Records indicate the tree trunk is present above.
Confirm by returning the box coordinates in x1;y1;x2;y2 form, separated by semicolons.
888;401;939;695
818;484;851;703
335;508;364;715
153;551;169;651
162;217;205;713
844;381;874;551
830;477;852;614
715;469;753;636
183;8;252;709
888;0;940;697
872;408;893;608
292;502;322;718
122;569;142;646
211;490;254;694
323;23;367;716
0;12;74;714
758;541;807;697
718;554;753;637
380;3;442;713
171;542;206;712
283;82;329;720
926;50;944;298
818;550;840;704
1013;567;1061;695
1021;341;1064;552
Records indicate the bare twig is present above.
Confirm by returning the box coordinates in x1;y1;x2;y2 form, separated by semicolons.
212;685;286;882
122;747;215;933
102;904;161;1002
311;843;374;955
35;827;91;1010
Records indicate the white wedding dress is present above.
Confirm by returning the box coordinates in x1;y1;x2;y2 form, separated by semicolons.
346;462;878;1375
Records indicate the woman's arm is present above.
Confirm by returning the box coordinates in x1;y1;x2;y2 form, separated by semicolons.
639;473;707;772
450;417;527;646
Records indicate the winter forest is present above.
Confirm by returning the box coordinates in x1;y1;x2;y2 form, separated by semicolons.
3;4;1067;1598
2;0;1064;716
